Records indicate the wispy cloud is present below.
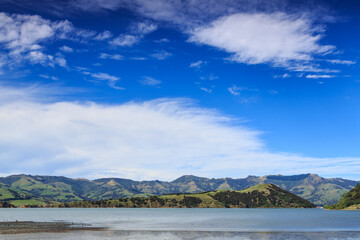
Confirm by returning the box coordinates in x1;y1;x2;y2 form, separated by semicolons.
327;59;356;65
155;38;169;43
228;85;260;103
90;72;119;82
94;30;113;40
1;84;360;180
151;50;172;60
273;73;291;78
228;85;244;96
99;53;124;60
140;76;162;87
59;45;73;53
286;64;340;73
131;22;157;35
110;21;157;47
190;60;206;68
306;74;335;79
131;57;147;61
39;74;59;81
110;34;139;47
200;74;218;81
200;87;212;93
81;71;124;90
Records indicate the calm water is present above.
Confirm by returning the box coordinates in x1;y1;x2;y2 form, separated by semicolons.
1;208;360;239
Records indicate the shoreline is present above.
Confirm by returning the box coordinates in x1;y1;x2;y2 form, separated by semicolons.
0;221;106;234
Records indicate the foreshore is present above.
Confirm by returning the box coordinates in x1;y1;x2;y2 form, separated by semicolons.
0;221;106;234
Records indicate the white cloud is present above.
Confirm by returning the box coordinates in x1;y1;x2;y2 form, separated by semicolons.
151;50;172;60
140;76;162;86
91;72;119;82
327;59;356;65
131;57;147;60
110;34;139;47
94;30;113;40
1;84;360;180
228;85;259;103
59;45;73;52
0;12;63;67
132;22;157;35
306;74;335;79
81;71;124;90
54;55;67;68
39;74;59;81
228;85;244;96
200;87;212;93
200;74;218;81
0;13;54;52
287;64;340;73
190;60;206;68
155;38;169;43
107;81;125;90
18;1;343;72
110;22;157;47
99;53;124;60
274;73;291;78
0;12;109;68
189;13;334;68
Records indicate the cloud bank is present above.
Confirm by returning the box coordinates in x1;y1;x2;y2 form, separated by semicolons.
1;85;360;180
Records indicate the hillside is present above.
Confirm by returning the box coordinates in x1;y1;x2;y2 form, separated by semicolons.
0;174;357;206
50;184;316;208
325;184;360;210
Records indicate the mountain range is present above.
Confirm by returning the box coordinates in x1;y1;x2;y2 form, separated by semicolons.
0;173;358;206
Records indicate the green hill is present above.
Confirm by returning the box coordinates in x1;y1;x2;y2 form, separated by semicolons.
0;174;357;207
51;184;316;208
325;184;360;210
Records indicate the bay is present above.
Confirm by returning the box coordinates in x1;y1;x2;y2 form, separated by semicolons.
0;208;360;239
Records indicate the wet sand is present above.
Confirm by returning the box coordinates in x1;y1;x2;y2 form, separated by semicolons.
0;221;106;234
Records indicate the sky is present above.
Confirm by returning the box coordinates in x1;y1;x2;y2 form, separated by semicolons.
0;0;359;181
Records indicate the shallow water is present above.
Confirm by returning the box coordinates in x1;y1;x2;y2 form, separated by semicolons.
1;208;360;239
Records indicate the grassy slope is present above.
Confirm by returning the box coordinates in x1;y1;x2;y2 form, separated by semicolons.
343;204;360;210
0;188;15;200
55;184;315;208
325;184;360;210
264;174;353;206
10;199;46;207
12;176;82;202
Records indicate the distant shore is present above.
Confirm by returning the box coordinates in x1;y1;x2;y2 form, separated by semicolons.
0;221;106;234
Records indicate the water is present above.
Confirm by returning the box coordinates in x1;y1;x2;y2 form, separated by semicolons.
0;208;360;239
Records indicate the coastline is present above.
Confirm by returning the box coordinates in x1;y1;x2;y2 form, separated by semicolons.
0;221;106;234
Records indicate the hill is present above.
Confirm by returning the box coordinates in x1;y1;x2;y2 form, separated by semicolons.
50;184;316;208
325;184;360;210
0;174;357;207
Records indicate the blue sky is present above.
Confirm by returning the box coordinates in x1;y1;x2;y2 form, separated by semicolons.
0;0;359;180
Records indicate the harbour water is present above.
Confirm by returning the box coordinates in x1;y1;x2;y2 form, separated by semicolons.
1;208;360;239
